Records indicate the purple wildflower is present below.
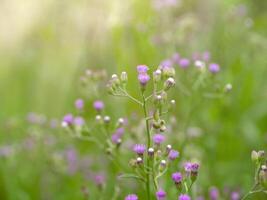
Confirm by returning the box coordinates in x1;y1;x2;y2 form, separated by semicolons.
138;73;150;86
93;100;104;111
160;59;173;68
156;189;166;200
111;134;121;144
179;58;190;68
75;98;84;110
153;134;165;145
63;114;74;125
94;174;105;186
74;116;85;126
125;194;138;200
209;187;219;200
115;127;125;137
184;162;192;172
202;51;210;62
137;65;149;73
133;144;146;156
66;148;78;175
209;63;220;74
172;53;180;64
231;191;240;200
168;149;179;160
191;163;199;172
172;172;182;183
178;194;191;200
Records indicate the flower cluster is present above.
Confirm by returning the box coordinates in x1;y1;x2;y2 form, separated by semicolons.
105;65;200;200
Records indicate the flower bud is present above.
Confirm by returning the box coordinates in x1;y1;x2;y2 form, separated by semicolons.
118;118;125;126
104;116;111;124
153;69;162;83
251;150;259;162
224;83;233;93
136;157;143;165
120;71;128;84
148;148;155;157
152;120;161;129
259;165;267;188
166;144;172;154
162;66;175;77
159;159;167;171
154;95;163;106
111;74;120;86
163;78;175;91
95;115;102;122
258;150;265;162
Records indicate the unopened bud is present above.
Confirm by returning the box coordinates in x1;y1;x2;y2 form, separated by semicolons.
251;150;259;162
96;115;102;122
224;83;233;93
121;71;128;84
160;159;166;167
118;118;124;126
164;78;175;91
148;148;155;157
136;157;143;165
153;69;162;83
166;144;172;154
111;74;120;86
104;116;111;124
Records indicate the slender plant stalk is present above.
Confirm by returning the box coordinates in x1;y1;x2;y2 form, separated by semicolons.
142;91;151;200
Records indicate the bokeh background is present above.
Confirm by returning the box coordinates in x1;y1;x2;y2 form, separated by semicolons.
1;0;267;199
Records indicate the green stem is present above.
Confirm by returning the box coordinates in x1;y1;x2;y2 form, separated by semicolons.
241;189;267;200
142;91;151;200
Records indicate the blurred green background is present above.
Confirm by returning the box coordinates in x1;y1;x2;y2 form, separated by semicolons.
0;0;267;199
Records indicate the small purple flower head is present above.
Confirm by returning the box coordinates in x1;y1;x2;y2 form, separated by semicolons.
179;58;190;68
184;162;192;172
93;100;104;111
125;194;138;200
172;172;182;183
191;163;200;172
202;51;210;62
137;65;149;73
209;63;220;74
133;144;146;156
209;187;219;200
111;134;121;144
63;114;74;125
74;116;85;126
75;98;84;110
115;127;125;137
160;59;173;68
153;134;165;145
178;194;191;200
138;73;150;86
231;191;240;200
168;150;179;160
156;189;166;200
172;53;180;64
94;174;105;186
